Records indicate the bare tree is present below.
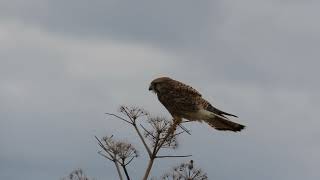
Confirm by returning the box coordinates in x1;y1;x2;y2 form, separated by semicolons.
95;135;138;180
101;106;193;180
62;105;208;180
61;169;95;180
160;160;208;180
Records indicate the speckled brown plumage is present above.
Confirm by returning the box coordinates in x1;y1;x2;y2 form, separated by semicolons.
149;77;245;132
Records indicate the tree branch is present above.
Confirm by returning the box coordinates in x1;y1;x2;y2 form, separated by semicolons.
114;159;123;180
105;110;152;158
133;124;152;158
121;164;131;180
142;158;155;180
155;118;181;154
95;136;124;180
95;136;115;159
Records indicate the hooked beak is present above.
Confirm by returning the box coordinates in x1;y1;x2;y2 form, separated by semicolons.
148;84;153;91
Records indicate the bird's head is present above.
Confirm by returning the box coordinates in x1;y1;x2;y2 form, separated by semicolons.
148;77;172;94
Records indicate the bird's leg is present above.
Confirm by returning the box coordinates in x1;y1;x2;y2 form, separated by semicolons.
171;117;182;134
173;117;192;135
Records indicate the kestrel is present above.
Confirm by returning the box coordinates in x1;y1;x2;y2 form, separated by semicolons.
148;77;245;132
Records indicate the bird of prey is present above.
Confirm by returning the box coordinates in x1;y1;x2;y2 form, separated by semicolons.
148;77;245;132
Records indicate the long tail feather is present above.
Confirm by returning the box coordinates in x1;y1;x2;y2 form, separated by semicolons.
206;114;245;132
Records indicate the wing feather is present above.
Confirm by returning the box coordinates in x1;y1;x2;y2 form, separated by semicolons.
205;115;245;132
157;79;202;116
169;79;202;97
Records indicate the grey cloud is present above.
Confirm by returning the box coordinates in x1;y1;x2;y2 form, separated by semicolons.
0;0;218;49
1;0;319;92
1;1;320;180
175;0;320;92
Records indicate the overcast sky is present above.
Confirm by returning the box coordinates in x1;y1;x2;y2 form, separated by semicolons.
1;0;319;180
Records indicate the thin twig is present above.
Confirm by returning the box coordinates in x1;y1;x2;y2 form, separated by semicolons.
156;155;192;158
97;151;114;162
124;157;135;166
105;111;152;157
120;107;134;122
95;136;114;158
140;124;156;139
178;124;191;135
105;113;132;124
173;131;184;137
